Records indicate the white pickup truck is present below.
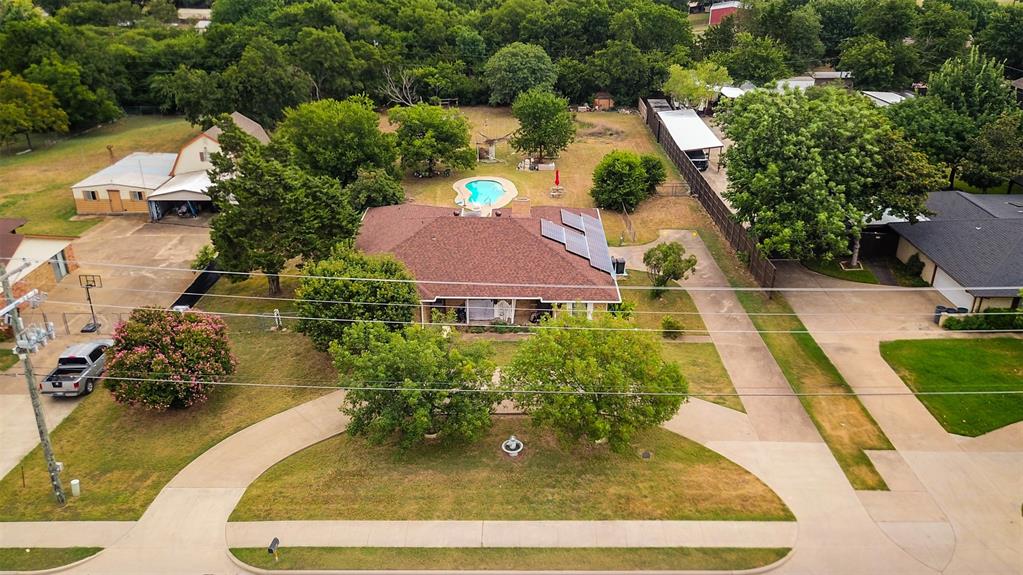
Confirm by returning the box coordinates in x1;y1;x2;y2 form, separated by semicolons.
41;340;112;397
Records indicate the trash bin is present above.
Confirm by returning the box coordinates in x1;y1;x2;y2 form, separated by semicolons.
933;305;947;324
956;307;968;314
70;479;80;497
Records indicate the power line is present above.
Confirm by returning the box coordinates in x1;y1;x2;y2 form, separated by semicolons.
41;284;1023;318
32;298;1023;335
5;256;1021;293
8;371;1023;398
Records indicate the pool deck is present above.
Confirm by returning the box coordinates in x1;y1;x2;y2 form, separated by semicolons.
453;176;519;217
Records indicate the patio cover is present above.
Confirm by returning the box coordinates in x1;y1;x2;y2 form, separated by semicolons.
149;171;212;202
656;108;724;151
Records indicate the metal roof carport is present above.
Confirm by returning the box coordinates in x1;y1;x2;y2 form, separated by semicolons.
655;108;724;152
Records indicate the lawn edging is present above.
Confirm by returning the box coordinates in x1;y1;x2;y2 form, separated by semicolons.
0;547;103;575
226;546;796;575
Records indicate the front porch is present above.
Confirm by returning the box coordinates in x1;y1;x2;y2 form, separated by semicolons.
418;299;600;326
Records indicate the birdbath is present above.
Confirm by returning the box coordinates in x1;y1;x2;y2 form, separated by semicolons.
501;435;524;457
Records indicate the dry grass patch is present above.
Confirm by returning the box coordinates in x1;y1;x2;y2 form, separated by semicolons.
661;342;744;413
0;116;198;236
230;416;792;522
231;547;791;572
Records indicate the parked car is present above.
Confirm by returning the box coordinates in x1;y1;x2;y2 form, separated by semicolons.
686;149;709;171
41;340;113;397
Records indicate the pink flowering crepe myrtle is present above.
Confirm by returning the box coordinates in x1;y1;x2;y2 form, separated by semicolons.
105;308;236;410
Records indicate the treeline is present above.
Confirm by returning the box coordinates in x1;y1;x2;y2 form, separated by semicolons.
1;0;1020;136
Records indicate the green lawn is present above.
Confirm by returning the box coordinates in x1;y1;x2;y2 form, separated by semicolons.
0;548;101;570
231;417;793;522
802;259;880;284
618;270;708;333
0;277;331;521
231;547;790;572
660;342;744;412
880;338;1023;436
486;338;524;367
0;115;198;236
698;231;894;491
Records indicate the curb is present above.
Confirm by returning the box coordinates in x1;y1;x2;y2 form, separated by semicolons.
225;546;796;575
0;548;105;575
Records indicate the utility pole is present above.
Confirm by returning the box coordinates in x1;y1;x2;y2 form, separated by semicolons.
2;265;65;506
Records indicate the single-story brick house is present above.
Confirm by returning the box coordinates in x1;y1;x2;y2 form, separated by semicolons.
1;218;77;302
889;191;1023;311
70;112;269;220
355;203;621;325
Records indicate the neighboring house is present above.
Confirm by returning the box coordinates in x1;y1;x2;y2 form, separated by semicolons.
708;1;741;25
70;112;269;221
775;76;816;92
1;219;77;301
888;191;1023;311
811;71;853;88
1012;77;1023;107
861;91;915;107
355;203;621;325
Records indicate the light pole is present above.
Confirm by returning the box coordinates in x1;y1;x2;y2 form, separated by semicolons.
2;265;65;506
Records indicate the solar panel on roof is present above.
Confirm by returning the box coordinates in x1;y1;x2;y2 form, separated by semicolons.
560;209;585;231
540;219;566;243
582;215;614;274
564;229;589;258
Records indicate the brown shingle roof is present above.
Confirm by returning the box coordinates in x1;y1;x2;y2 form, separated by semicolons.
0;219;27;264
356;205;620;303
204;112;270;145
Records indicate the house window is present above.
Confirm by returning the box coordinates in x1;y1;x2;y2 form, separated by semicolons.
130;191;144;201
84;190;98;200
199;150;208;162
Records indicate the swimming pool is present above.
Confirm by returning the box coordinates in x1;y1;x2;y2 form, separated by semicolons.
461;179;505;206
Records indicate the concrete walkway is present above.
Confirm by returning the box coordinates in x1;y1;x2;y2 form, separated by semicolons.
227;520;798;549
775;261;1023;574
610;231;820;444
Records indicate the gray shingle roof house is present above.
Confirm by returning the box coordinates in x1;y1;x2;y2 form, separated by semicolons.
889;191;1023;310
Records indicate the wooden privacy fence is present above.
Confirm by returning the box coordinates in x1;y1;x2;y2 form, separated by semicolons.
638;99;777;290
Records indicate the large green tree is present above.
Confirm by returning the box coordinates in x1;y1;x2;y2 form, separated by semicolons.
927;47;1014;125
345;169;406;213
809;0;865;57
662;61;732;108
590;150;649;212
288;27;360;101
887;96;976;188
961;111;1023;191
587;40;666;104
509;88;575;162
718;87;935;263
483;42;556;105
643;242;697;291
914;1;972;74
23;55;120;130
711;33;790;86
0;71;68;147
839;35;895;90
502;314;686;451
976;5;1023;74
333;322;497;449
275;96;398;186
296;244;420;351
856;0;918;42
222;37;311;128
388;103;476;174
207;117;360;295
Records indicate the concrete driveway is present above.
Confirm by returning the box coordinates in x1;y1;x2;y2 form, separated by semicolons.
776;261;1023;574
1;216;209;479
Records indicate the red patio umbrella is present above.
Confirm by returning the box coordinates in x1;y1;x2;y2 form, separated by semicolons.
554;170;560;186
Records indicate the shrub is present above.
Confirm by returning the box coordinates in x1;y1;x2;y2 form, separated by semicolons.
639;154;667;196
944;308;1023;331
191;244;218;270
661;315;683;339
105;308;236;410
296;244;420;351
904;254;925;278
590;150;648;212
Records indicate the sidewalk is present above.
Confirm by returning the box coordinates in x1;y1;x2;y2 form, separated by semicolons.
227;520;798;549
